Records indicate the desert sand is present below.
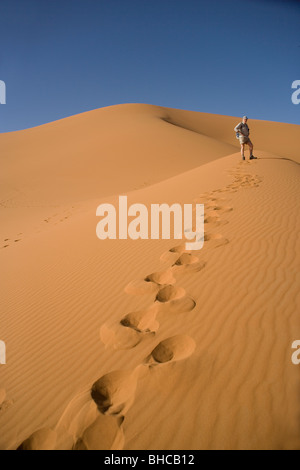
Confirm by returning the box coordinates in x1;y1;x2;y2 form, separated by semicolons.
0;104;299;450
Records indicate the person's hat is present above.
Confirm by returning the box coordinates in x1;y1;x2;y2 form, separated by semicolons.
243;115;248;120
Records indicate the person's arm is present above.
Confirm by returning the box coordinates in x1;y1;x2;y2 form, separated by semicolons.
234;122;242;133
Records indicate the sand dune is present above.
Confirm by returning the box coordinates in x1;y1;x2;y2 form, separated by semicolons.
0;104;299;450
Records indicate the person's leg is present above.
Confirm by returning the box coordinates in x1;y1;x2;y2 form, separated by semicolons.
240;144;245;159
248;140;253;157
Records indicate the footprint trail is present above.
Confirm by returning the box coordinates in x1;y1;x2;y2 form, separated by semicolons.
17;160;263;450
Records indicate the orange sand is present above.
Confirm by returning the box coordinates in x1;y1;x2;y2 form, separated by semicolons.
0;104;299;450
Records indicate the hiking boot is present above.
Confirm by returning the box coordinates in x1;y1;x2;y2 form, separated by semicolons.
242;156;245;160
250;155;257;160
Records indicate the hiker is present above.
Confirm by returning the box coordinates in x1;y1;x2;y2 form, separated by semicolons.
234;116;256;161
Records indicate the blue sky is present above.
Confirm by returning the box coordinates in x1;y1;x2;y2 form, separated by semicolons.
0;0;299;132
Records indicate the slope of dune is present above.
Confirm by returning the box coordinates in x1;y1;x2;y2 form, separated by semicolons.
1;104;299;207
0;104;238;206
0;104;299;450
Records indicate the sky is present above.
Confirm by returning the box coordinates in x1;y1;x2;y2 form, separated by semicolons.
0;0;299;132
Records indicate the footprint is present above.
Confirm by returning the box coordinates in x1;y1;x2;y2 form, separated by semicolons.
165;296;196;314
155;285;186;303
124;279;159;296
204;233;224;241
218;206;233;213
206;197;225;202
204;214;228;226
91;368;140;417
206;205;233;213
174;253;199;266
145;335;196;366
0;390;13;414
156;285;196;313
203;233;229;248
213;188;228;193
160;244;189;263
121;305;159;333
73;414;124;450
145;269;176;286
172;253;206;273
0;399;13;413
169;245;189;254
17;428;57;450
53;389;101;450
204;214;220;223
100;321;142;350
